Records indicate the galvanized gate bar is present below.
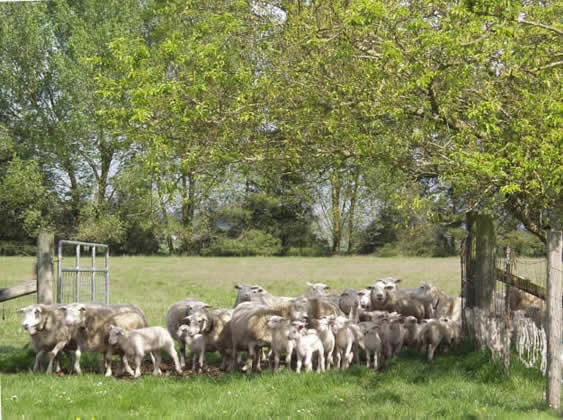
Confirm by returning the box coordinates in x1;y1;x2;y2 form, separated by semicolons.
57;240;110;304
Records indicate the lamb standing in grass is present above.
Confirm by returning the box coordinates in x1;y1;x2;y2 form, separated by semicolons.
313;317;335;369
108;326;181;378
287;320;325;373
266;315;295;372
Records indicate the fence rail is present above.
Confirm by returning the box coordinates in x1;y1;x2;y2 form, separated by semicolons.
0;281;36;303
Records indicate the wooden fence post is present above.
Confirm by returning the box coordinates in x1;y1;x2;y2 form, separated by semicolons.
546;230;562;410
37;231;54;305
474;214;496;311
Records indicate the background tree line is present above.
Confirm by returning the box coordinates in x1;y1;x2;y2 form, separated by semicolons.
0;0;560;256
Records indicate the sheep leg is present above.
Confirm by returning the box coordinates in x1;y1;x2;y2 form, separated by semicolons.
73;348;82;375
104;350;114;377
353;343;360;364
427;343;437;361
326;350;333;370
134;354;142;378
167;344;182;374
230;338;238;372
295;356;302;374
178;341;186;369
33;350;45;372
122;354;135;377
285;343;294;370
198;343;206;373
343;341;353;369
304;351;313;373
319;352;326;373
255;346;263;372
46;340;68;374
54;355;62;374
273;350;280;372
365;350;371;368
153;352;162;376
334;350;341;369
241;342;255;373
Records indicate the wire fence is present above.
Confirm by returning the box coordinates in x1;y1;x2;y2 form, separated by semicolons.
464;237;553;375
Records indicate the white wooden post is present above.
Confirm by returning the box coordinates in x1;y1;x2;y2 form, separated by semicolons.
37;231;54;305
546;230;562;410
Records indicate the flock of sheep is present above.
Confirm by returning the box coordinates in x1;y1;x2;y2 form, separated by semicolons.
18;277;467;377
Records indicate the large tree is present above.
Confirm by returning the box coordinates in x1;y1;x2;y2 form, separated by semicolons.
263;0;561;242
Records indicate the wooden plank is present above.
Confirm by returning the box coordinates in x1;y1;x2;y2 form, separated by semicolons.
495;268;547;300
0;281;37;303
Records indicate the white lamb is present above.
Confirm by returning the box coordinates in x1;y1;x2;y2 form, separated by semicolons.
331;315;357;369
108;326;181;378
363;325;382;369
314;317;335;369
287;321;325;373
266;316;295;372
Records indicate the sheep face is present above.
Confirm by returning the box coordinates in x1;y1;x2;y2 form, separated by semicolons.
288;321;306;341
267;315;288;330
289;298;309;322
181;312;208;337
307;282;330;297
369;281;388;303
234;284;267;305
316;317;330;332
357;289;371;310
176;324;190;341
19;305;42;335
61;303;87;327
108;326;125;345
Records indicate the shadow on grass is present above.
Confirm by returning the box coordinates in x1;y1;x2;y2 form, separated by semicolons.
0;345;105;374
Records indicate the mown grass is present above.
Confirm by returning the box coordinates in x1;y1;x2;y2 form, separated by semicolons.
1;256;560;419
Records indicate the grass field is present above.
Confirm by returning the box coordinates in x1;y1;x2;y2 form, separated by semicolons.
0;256;559;419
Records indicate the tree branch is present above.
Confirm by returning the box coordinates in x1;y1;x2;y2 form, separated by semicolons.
517;18;563;36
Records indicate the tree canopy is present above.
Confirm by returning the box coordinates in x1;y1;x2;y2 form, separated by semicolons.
0;0;560;255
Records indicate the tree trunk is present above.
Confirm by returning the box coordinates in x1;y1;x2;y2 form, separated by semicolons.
330;171;342;254
346;169;360;253
97;136;114;211
63;158;81;222
157;182;174;254
181;172;196;227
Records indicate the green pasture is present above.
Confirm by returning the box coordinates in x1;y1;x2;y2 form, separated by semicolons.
0;256;559;419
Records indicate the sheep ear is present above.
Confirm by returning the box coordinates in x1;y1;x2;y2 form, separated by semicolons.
234;285;241;290
324;285;330;290
202;304;212;310
367;285;375;290
384;285;394;290
394;278;402;284
79;306;86;312
306;282;313;287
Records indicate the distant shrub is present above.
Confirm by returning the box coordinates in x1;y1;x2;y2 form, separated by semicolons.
0;241;35;256
286;245;331;257
396;224;457;257
373;243;399;257
498;230;544;257
204;230;282;256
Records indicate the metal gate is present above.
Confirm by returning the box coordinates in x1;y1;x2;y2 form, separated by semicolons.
57;240;110;304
